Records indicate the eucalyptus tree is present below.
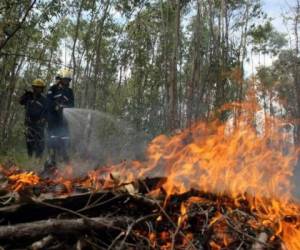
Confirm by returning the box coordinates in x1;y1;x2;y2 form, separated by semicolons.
0;0;67;150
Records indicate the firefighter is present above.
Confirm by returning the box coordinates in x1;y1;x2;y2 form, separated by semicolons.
19;79;47;158
46;68;74;164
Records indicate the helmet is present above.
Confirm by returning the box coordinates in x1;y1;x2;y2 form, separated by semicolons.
32;79;45;87
56;69;63;79
61;68;72;80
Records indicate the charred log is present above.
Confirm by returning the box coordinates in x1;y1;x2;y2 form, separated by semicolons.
0;191;158;225
0;216;129;248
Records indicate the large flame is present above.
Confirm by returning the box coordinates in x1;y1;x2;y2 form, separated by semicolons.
131;101;300;249
74;97;299;248
5;95;300;249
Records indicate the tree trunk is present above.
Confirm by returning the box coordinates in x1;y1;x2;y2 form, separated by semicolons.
91;0;111;110
294;0;300;144
70;0;84;93
187;1;202;127
168;0;180;131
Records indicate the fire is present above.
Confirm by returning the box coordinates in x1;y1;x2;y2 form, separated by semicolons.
8;172;39;191
177;202;187;226
2;95;300;248
141;119;296;201
282;222;300;250
131;100;300;249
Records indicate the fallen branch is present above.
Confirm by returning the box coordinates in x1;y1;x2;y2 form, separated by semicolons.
30;235;54;250
0;216;129;243
0;191;157;225
251;232;268;250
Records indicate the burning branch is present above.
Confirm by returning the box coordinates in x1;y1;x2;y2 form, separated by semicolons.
0;108;299;249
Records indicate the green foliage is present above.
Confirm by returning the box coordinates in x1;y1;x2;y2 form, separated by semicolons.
257;66;277;89
249;21;287;55
0;0;296;157
250;22;272;42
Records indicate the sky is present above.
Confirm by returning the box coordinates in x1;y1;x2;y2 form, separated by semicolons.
263;0;286;31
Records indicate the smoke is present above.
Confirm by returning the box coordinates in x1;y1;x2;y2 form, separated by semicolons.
63;108;148;175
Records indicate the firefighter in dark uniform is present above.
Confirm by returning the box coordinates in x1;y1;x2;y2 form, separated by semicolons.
47;68;74;163
19;79;47;158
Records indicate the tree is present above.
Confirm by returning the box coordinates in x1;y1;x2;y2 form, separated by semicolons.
0;0;295;155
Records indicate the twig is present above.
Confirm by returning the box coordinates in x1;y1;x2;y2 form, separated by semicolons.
171;220;182;250
107;231;125;250
140;180;197;250
83;189;104;209
223;216;271;248
236;240;245;250
33;198;123;232
33;198;91;220
0;195;14;205
171;207;190;250
81;238;104;250
118;214;158;250
30;235;54;250
78;192;157;213
81;191;109;208
77;193;122;213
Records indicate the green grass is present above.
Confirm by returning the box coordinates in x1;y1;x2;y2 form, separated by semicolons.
0;148;46;172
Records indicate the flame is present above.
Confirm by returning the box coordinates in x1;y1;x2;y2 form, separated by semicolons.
141;119;296;201
131;99;300;249
282;221;300;250
209;240;222;250
9;172;39;191
2;93;300;248
177;202;187;226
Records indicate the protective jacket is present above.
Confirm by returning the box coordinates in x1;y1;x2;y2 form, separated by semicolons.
46;84;74;163
19;91;47;158
46;84;74;128
19;91;47;125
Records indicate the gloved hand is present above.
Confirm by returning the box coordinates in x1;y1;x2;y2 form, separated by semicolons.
20;90;32;104
23;89;32;97
54;104;63;111
38;118;46;125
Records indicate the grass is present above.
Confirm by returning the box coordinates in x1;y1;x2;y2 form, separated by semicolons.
0;147;47;172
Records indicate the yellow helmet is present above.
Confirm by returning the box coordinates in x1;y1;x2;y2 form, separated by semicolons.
56;69;63;79
32;79;45;87
61;68;72;79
